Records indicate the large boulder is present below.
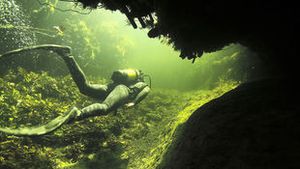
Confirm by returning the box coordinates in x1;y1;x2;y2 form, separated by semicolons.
159;78;300;169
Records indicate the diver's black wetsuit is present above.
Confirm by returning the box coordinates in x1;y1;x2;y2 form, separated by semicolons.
62;54;150;122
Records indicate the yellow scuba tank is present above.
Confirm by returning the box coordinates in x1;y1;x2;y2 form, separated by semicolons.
111;69;142;83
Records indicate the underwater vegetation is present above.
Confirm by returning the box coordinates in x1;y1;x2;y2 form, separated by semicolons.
0;0;36;51
0;68;238;169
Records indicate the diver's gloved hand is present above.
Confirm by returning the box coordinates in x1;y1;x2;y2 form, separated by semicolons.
124;102;135;109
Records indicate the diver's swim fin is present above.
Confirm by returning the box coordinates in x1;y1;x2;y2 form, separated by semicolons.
0;107;77;136
0;44;71;61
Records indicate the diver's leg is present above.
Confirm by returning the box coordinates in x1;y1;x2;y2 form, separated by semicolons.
48;45;109;99
102;84;131;110
68;85;130;123
62;55;87;89
67;103;109;123
62;55;108;99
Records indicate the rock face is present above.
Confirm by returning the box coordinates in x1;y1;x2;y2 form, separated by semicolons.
159;78;300;169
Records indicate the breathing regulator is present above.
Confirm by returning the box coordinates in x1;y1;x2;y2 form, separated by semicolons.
111;69;151;88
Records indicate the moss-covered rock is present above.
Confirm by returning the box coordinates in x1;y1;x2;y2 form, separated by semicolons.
158;78;300;169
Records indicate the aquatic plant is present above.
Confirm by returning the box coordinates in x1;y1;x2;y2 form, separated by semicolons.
0;0;37;74
0;0;36;52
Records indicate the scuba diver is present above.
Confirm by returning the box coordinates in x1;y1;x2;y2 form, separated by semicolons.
52;45;151;123
0;44;151;136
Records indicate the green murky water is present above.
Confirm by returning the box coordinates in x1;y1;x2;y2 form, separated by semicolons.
0;0;254;168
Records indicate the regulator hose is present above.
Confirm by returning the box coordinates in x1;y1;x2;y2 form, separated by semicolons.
143;74;152;88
